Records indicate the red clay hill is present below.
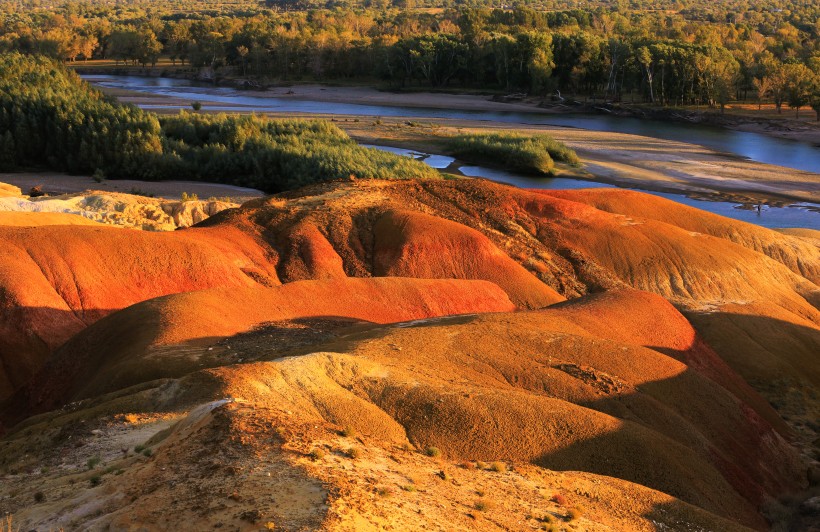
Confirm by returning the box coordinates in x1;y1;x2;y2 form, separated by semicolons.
0;178;817;531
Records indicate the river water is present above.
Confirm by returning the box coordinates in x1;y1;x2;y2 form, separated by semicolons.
85;75;820;229
367;145;819;230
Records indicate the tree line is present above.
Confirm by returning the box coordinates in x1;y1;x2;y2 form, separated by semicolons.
1;2;819;117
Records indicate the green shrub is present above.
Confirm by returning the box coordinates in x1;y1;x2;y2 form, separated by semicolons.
424;447;441;457
446;132;579;175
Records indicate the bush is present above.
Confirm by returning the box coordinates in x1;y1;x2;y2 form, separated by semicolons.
490;461;506;472
309;448;326;460
340;426;356;438
551;493;568;506
33;491;44;503
446;132;579;175
346;447;362;459
86;456;101;470
474;499;492;511
424;447;441;457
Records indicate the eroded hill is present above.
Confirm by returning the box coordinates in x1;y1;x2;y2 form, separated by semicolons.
1;178;818;530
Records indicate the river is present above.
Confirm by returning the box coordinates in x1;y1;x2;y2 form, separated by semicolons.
85;74;820;229
367;145;819;230
85;74;820;173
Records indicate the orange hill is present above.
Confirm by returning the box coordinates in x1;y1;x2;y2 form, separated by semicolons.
0;178;817;531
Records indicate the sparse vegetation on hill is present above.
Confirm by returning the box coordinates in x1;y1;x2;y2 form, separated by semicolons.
447;132;579;175
0;53;438;192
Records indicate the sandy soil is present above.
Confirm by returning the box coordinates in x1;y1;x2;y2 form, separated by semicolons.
0;172;264;202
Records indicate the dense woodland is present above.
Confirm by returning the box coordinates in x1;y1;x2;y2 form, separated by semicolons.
1;0;819;116
0;53;438;189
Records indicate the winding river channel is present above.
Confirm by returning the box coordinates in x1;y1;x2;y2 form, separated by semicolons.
86;74;820;229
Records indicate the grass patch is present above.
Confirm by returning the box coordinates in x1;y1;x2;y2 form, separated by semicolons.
446;132;579;176
474;498;493;511
346;447;362;459
309;448;326;460
489;461;506;472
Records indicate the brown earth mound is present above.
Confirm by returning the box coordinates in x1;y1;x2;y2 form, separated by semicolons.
0;223;278;399
0;178;817;530
374;209;564;308
541;188;820;284
0;182;20;197
0;288;802;529
6;277;513;418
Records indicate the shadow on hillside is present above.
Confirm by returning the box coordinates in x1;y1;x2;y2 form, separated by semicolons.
0;309;398;433
682;310;820;386
2;306;816;532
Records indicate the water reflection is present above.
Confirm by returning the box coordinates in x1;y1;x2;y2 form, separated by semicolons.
367;145;819;230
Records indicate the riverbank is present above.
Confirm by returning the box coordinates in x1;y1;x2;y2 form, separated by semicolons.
335;117;820;206
89;81;820;207
75;65;820;147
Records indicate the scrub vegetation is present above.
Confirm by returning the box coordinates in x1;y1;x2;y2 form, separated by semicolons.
447;131;579;175
0;53;438;192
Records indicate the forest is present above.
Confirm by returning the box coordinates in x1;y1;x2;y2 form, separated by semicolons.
1;0;819;116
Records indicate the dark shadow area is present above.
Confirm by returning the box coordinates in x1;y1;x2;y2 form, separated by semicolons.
683;311;820;451
2;301;817;532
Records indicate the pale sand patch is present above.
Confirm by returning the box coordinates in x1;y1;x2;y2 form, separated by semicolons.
0;173;263;202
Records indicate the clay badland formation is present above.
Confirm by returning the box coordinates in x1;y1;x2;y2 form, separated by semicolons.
0;178;818;531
